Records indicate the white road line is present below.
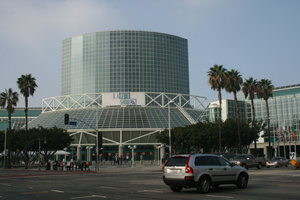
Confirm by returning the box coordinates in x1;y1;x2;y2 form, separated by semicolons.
137;189;164;193
51;189;64;193
71;195;106;199
1;183;11;187
98;186;116;189
205;194;234;199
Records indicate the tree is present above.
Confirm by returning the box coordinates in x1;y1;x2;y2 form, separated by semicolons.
17;74;38;131
0;88;19;131
0;88;19;168
0;127;72;168
257;79;274;159
208;64;227;151
242;77;259;154
37;127;72;165
224;69;243;151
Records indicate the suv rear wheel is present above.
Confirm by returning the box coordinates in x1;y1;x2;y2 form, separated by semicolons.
236;173;248;189
197;176;211;193
257;163;262;169
170;186;182;192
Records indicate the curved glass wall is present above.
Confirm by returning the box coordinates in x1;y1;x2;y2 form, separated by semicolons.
62;31;189;95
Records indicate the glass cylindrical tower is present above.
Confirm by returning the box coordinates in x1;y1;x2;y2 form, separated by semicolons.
61;30;189;96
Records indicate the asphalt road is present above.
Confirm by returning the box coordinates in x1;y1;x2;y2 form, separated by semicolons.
0;167;300;200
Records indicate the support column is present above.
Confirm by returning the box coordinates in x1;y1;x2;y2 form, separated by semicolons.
77;146;81;162
160;144;165;165
263;145;268;158
154;146;158;161
119;145;124;165
87;147;91;162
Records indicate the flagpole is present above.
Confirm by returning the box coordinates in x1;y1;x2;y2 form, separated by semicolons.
283;125;286;159
288;126;291;154
294;94;298;157
274;97;280;157
273;125;277;156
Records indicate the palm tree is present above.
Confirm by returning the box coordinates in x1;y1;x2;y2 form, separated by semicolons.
0;88;19;131
0;88;19;168
225;69;243;151
17;74;38;131
242;77;259;154
257;79;274;159
208;64;227;151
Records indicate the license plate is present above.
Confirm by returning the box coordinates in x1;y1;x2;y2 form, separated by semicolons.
169;169;181;174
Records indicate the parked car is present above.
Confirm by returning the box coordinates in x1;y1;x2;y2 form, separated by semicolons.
256;156;267;166
162;154;249;193
213;152;237;161
231;154;263;169
266;157;289;168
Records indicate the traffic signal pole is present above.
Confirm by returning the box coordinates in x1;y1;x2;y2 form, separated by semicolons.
64;111;102;172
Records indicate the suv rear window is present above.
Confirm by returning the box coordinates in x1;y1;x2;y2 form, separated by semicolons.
165;156;188;166
195;156;220;166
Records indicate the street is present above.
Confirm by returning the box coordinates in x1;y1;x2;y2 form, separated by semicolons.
0;166;300;200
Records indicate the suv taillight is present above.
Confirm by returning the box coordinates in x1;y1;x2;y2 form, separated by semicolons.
162;158;171;173
185;155;193;173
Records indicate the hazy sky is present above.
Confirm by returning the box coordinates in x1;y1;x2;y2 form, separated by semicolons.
1;0;299;107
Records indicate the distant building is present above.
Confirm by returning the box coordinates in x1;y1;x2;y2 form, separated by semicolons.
0;108;41;131
206;84;300;158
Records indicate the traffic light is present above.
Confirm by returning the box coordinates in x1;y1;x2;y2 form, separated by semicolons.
64;114;69;125
98;131;103;149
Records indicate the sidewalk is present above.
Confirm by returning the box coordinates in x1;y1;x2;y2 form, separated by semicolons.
0;163;163;174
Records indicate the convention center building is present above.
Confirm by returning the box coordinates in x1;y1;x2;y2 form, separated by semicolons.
27;30;208;161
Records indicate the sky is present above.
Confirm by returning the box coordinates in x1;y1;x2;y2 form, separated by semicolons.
0;0;299;107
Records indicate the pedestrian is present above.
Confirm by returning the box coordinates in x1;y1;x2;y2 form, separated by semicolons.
66;161;71;171
140;154;143;164
126;155;129;164
115;154;119;165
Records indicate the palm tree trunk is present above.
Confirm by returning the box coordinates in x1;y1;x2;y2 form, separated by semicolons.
233;92;241;153
266;99;271;159
8;113;12;131
25;96;28;131
218;89;222;152
251;98;257;156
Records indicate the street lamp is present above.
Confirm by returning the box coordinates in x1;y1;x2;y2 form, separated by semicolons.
128;145;136;168
168;100;174;157
95;104;99;172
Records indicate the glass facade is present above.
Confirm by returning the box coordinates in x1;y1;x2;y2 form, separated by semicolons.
250;85;300;143
62;31;189;95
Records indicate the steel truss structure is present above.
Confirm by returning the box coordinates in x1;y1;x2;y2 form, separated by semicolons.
42;92;208;113
36;92;209;155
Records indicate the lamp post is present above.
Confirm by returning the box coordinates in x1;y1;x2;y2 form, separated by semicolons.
96;104;99;172
128;145;136;168
168;100;173;157
38;137;41;171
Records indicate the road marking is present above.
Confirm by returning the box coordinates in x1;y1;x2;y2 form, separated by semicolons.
22;191;49;195
51;189;64;193
1;183;11;187
205;194;234;199
71;195;106;199
98;186;116;189
137;189;164;193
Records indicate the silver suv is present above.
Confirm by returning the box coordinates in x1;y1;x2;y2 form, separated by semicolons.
163;154;249;193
